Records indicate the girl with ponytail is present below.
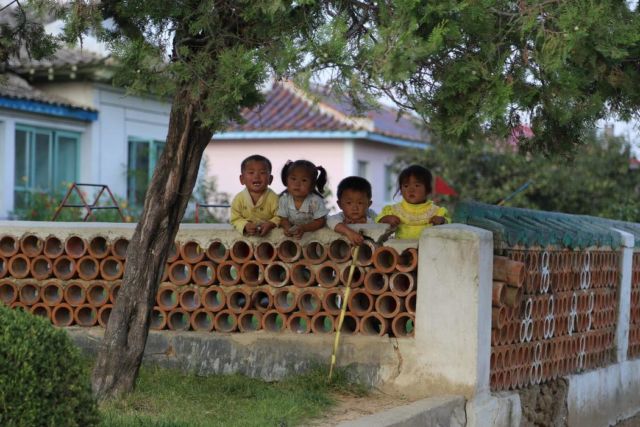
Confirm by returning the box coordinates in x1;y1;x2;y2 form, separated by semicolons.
277;159;329;238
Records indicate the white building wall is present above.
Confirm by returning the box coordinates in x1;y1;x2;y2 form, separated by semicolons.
353;140;409;213
204;139;349;212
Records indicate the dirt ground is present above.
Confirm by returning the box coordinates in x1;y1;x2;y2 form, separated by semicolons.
305;390;413;426
615;412;640;427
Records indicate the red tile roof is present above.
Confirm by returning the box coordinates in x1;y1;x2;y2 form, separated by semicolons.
228;82;427;143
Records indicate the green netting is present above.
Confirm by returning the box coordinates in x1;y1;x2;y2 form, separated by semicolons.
453;201;640;249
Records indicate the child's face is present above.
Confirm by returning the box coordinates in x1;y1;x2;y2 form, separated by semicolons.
286;167;313;199
401;175;428;204
337;189;371;223
239;160;272;194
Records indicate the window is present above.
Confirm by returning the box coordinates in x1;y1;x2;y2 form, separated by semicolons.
14;125;80;209
127;137;165;207
357;160;369;179
384;164;397;202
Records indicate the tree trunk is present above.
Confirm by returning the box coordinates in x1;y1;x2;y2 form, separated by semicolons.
91;87;213;400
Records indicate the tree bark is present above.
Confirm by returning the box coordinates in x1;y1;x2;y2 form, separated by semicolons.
91;86;213;400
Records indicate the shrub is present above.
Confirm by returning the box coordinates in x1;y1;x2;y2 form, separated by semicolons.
0;305;99;426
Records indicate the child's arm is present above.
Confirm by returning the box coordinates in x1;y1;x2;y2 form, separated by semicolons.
289;217;326;239
230;194;251;234
429;206;451;226
376;205;401;227
334;223;364;245
257;221;277;236
280;217;293;236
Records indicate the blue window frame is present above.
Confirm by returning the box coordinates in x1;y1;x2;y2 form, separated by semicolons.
14;125;80;209
127;137;165;207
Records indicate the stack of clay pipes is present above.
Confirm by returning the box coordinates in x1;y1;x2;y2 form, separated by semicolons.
0;233;127;328
0;233;418;337
628;253;640;358
491;255;526;345
490;249;619;391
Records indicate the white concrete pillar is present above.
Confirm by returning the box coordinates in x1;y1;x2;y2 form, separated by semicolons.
0;118;16;219
612;229;635;363
416;224;493;398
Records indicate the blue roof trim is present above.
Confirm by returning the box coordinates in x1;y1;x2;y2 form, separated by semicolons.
0;97;98;121
212;130;429;149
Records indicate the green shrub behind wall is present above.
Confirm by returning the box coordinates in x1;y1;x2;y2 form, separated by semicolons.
0;305;99;426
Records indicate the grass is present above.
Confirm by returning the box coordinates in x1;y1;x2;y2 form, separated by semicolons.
99;363;367;427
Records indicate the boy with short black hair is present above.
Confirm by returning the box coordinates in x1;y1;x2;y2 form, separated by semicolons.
230;154;280;236
327;176;376;244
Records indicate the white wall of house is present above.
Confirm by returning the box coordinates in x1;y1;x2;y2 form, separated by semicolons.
204;138;351;212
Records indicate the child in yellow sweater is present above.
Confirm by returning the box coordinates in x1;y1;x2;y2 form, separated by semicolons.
376;165;450;239
230;155;280;236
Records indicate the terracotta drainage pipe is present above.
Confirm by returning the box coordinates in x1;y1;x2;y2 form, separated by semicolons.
98;304;113;328
8;254;30;279
389;272;415;297
321;288;344;316
288;312;311;334
20;233;43;257
100;256;124;281
167;260;191;286
391;313;415;337
264;261;291;287
230;239;254;264
492;281;506;306
372;246;399;274
0;235;19;257
226;287;251;314
396;248;418;273
86;281;110;307
18;281;40;305
0;280;18;305
492;306;508;329
53;256;78;281
41;280;64;306
179;287;202;312
0;256;6;279
64;282;87;307
297;288;323;316
217;261;241;286
10;302;27;311
277;239;302;263
109;282;121;304
44;236;64;259
30;255;52;280
250;287;273;312
190;308;215;331
206;240;229;263
180;240;204;264
164;241;179;263
290;262;316;288
328;238;351;263
406;291;416;315
149;307;167;330
157;284;180;311
74;304;98;326
240;261;265;286
273;287;300;314
202;286;226;312
347;289;374;316
363;270;389;295
355;241;376;267
111;237;130;261
254;241;277;264
360;312;388;336
340;264;365;288
52;303;74;327
30;303;51;320
214;309;238;332
261;309;287;332
302;240;328;265
238;310;263;332
340;313;360;335
64;236;87;259
375;292;403;318
192;261;216;286
167;308;191;331
77;256;100;280
493;256;525;287
503;285;522;308
311;312;335;334
315;261;341;288
88;236;110;259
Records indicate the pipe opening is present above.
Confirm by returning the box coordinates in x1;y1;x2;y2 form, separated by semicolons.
112;238;129;260
158;287;178;309
0;236;18;257
376;295;398;316
361;315;384;335
89;236;109;258
193;263;215;285
365;272;387;293
0;281;17;305
87;283;108;306
182;241;203;262
228;291;249;311
263;312;285;331
291;264;313;287
149;308;165;330
32;257;52;278
231;240;252;262
349;292;372;313
109;283;121;304
341;315;358;334
323;291;343;314
218;263;240;284
299;292;320;314
31;304;50;318
20;283;40;304
277;240;301;262
98;305;113;327
392;315;414;337
168;311;190;331
251;290;271;311
42;283;63;305
180;289;200;310
266;263;288;285
275;290;296;310
192;310;214;331
318;264;339;287
203;288;225;311
255;242;276;262
78;258;98;279
53;306;73;326
329;239;351;262
304;242;326;263
288;315;309;333
65;283;86;306
215;312;237;332
207;241;228;262
65;236;86;258
356;242;374;265
312;314;334;333
239;312;261;331
76;306;97;326
169;262;191;284
406;292;416;314
44;237;63;258
390;273;413;294
241;262;263;283
21;234;43;256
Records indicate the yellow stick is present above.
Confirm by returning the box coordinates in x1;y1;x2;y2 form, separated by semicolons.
328;245;360;381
